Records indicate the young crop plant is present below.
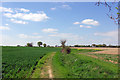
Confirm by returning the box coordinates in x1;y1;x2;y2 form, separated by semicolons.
2;47;61;78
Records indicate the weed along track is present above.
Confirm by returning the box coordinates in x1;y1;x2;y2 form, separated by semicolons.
52;49;118;78
31;52;55;78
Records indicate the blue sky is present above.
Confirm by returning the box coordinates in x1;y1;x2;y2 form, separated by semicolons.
0;2;118;46
2;0;118;2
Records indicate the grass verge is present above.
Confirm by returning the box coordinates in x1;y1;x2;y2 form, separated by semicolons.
52;49;118;78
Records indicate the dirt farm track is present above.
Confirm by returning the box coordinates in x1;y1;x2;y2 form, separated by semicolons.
71;47;119;54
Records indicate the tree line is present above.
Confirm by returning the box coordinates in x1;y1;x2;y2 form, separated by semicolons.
17;41;119;48
17;41;48;47
74;44;120;48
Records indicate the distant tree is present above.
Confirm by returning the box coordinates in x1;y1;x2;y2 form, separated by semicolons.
92;44;96;47
27;43;33;47
86;45;91;47
74;45;79;47
47;45;50;47
17;45;20;47
96;44;102;47
37;41;42;47
102;44;107;47
108;44;117;48
55;45;58;47
95;44;107;47
43;43;46;47
69;45;72;47
108;44;113;47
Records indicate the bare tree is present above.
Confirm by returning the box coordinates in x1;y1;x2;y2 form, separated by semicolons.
96;0;119;24
60;40;71;54
60;40;66;49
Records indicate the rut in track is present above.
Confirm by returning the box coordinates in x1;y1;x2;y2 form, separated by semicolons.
40;52;55;79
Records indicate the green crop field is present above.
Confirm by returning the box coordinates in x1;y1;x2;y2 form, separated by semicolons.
2;46;119;78
2;1;119;79
2;46;60;78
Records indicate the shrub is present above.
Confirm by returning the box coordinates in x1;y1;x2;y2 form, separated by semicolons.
47;45;50;47
17;45;20;47
27;43;33;47
60;40;71;54
43;43;46;47
65;47;71;54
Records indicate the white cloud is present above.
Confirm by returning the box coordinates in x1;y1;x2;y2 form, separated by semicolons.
50;8;56;10
19;34;42;39
81;19;99;26
80;25;92;28
61;5;71;9
0;7;13;13
33;33;39;35
0;26;10;30
0;7;30;13
49;33;83;40
73;22;80;24
48;32;83;46
18;8;30;12
4;11;49;22
42;28;58;33
5;24;9;26
94;30;118;38
50;5;71;11
1;34;27;46
49;33;71;38
10;19;28;24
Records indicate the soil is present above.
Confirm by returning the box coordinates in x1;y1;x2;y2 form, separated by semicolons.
85;54;118;64
74;47;119;64
40;52;55;79
71;47;119;54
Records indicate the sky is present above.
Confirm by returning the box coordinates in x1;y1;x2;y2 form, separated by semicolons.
2;0;119;2
0;2;118;46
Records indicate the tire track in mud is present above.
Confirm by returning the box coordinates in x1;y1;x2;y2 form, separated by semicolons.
40;52;55;79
